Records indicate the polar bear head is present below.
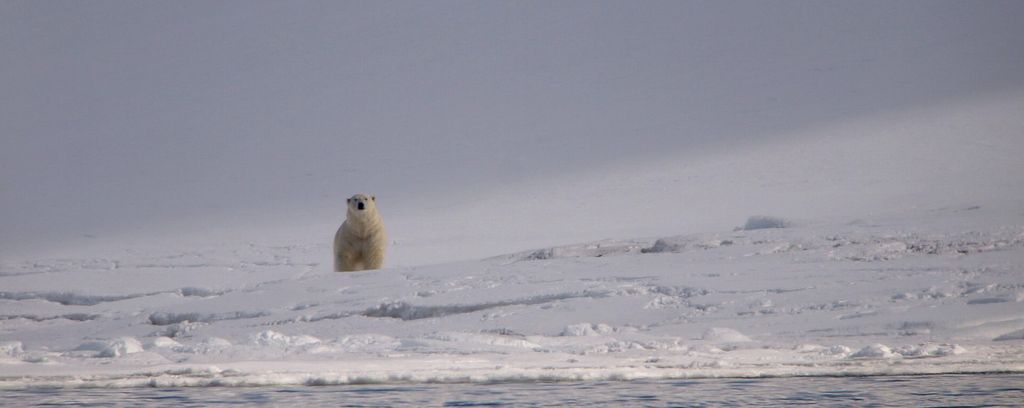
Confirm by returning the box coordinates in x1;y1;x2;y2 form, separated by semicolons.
346;193;377;215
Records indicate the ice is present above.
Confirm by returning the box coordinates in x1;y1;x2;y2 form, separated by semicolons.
561;323;616;337
251;331;321;348
1;1;1023;390
742;216;792;231
147;337;182;350
896;343;966;358
0;342;23;357
2;209;1020;388
850;344;897;359
701;328;752;343
74;338;144;358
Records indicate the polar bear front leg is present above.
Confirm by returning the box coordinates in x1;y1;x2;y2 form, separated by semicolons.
363;240;386;270
339;247;364;272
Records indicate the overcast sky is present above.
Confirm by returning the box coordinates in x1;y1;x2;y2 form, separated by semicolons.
3;1;1023;258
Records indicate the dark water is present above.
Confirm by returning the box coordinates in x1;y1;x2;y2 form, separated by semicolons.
3;374;1022;407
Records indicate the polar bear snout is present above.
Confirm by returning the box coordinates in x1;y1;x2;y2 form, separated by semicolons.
347;195;374;212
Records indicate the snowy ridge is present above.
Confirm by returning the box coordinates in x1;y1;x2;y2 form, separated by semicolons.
0;287;226;306
2;208;1023;389
360;291;612;321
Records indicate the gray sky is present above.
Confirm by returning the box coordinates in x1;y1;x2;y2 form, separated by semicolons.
3;1;1023;257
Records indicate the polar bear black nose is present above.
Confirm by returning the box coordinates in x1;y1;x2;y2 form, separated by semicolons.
357;202;365;210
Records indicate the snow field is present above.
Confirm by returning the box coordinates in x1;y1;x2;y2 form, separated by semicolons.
2;207;1022;388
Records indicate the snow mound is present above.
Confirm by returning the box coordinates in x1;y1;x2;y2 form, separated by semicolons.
334;334;402;353
251;330;321;348
701;327;752;343
561;323;615;337
151;321;206;338
0;341;24;357
75;337;144;358
169;337;233;355
850;344;897;359
101;338;144;358
896;343;966;358
794;344;853;356
793;344;851;355
148;337;182;350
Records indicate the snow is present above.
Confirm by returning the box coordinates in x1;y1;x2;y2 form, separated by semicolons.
2;207;1022;388
2;1;1024;389
850;344;897;359
701;328;752;344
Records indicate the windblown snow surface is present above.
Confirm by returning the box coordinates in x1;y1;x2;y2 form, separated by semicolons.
2;1;1024;390
2;204;1024;389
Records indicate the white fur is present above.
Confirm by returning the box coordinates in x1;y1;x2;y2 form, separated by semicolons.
333;193;387;272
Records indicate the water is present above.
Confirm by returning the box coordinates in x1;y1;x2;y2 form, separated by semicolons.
3;374;1021;407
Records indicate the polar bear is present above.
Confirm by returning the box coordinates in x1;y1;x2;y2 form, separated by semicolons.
333;193;387;272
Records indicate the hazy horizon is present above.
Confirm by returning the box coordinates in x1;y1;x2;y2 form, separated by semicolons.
3;1;1024;258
